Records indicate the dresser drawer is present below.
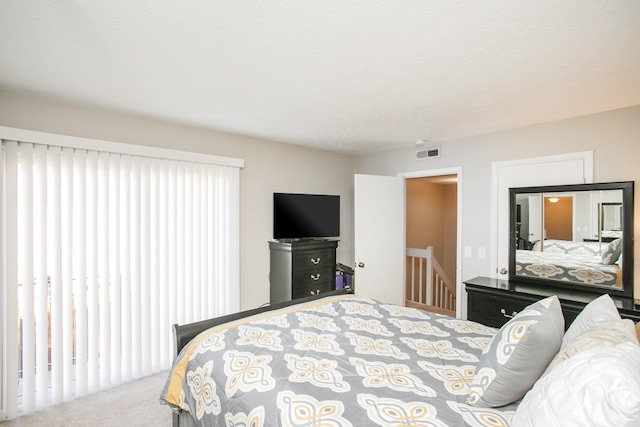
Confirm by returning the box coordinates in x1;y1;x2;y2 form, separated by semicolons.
293;267;334;287
467;292;530;328
467;288;583;330
293;282;335;299
293;250;335;271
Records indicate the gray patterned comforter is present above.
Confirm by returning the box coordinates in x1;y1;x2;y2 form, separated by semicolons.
160;294;518;426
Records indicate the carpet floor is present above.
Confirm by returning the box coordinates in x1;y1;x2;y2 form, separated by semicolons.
0;371;173;426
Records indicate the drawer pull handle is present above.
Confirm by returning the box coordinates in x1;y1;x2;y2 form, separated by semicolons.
310;273;321;281
500;308;517;319
310;289;321;296
310;257;321;264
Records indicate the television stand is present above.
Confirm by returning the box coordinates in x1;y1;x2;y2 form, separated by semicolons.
269;239;338;304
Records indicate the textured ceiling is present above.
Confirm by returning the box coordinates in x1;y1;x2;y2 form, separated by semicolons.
1;1;639;155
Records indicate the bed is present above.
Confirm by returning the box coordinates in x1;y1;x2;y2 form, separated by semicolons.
160;289;640;427
515;239;623;288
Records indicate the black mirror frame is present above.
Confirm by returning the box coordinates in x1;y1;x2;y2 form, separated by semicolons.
509;181;634;300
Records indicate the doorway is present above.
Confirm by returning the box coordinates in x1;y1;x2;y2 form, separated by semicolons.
404;173;459;316
354;169;462;315
544;195;574;240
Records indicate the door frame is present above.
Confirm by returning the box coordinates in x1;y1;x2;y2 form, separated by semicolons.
399;167;463;317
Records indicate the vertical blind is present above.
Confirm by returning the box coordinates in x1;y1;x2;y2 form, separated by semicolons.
1;138;241;419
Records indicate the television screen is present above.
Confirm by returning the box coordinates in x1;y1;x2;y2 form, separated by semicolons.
273;193;340;240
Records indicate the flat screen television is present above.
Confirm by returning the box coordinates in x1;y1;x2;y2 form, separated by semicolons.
273;193;340;240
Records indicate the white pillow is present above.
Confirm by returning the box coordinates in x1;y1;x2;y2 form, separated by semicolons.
544;319;639;375
562;293;620;347
513;342;640;427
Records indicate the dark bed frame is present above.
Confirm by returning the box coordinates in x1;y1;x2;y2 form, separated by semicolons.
170;289;354;427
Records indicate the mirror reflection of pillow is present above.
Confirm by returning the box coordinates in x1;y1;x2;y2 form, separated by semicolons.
601;238;622;265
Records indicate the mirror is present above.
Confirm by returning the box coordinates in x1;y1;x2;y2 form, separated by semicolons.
509;181;634;299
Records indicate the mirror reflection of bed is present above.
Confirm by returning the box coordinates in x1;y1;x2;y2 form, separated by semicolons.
510;181;633;300
516;239;622;288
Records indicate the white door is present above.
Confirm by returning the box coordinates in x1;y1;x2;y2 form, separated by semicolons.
491;152;593;277
354;174;405;306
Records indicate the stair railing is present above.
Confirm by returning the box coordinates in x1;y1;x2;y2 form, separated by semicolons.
406;247;456;316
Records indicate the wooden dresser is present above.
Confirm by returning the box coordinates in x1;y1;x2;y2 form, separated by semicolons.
269;239;338;304
465;276;640;329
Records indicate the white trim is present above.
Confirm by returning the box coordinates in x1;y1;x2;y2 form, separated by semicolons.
398;167;463;318
489;151;594;279
0;126;244;168
490;150;594;175
0;143;5;420
400;166;461;180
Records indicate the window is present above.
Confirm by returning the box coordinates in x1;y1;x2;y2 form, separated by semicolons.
1;129;242;418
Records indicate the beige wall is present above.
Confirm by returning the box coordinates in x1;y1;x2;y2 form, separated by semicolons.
355;105;640;313
0;91;356;311
3;90;639;315
406;180;445;253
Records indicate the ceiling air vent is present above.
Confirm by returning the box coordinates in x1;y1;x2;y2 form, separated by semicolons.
416;146;440;160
